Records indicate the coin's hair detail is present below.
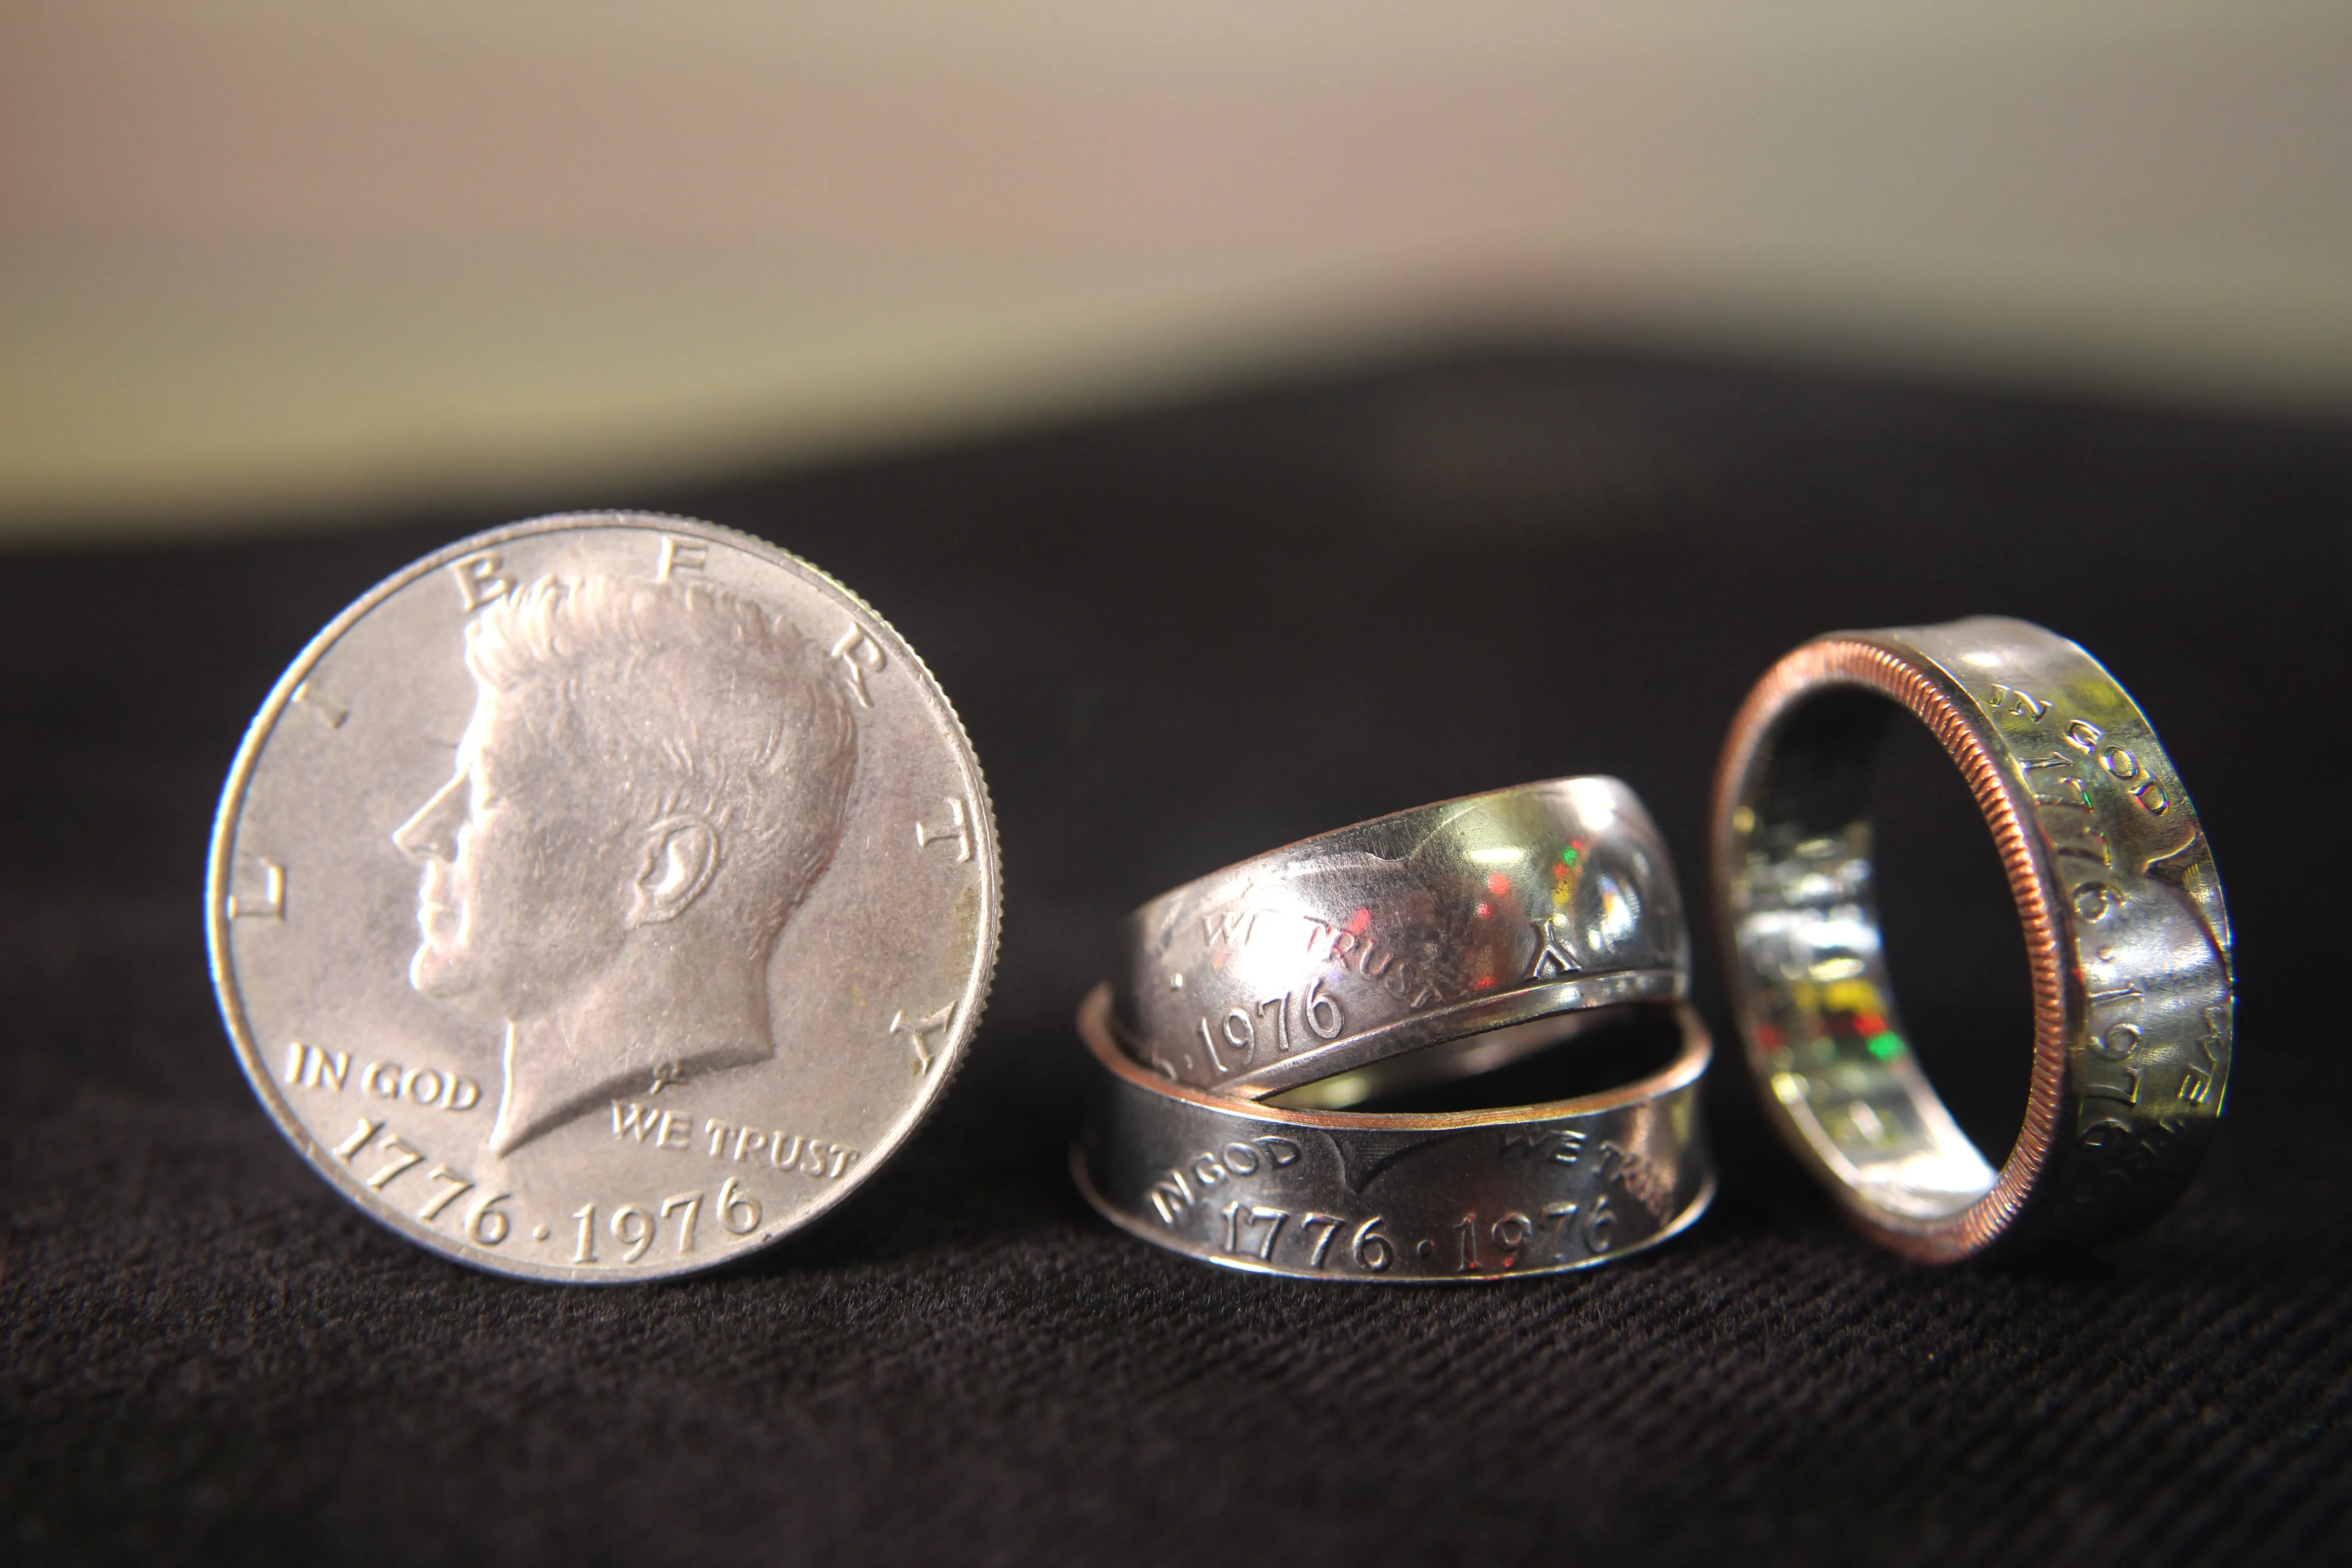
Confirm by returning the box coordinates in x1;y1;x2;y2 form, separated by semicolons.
465;573;858;946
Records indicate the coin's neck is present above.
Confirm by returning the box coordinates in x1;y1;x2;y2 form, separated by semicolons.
484;927;774;1157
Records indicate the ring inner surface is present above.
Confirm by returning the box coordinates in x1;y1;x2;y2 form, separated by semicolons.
1267;1003;1686;1114
1730;688;1999;1222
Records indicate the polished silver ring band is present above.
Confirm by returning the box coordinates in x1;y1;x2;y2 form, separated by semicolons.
1074;984;1714;1282
1112;777;1688;1099
1712;616;2232;1261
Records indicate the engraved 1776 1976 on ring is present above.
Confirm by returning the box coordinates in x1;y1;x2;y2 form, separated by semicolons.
1713;616;2230;1262
1074;986;1714;1282
1112;778;1687;1101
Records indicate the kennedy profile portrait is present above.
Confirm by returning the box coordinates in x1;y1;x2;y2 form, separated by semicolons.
392;573;858;1156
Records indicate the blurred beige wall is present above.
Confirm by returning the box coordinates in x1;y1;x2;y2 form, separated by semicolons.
2;1;2347;541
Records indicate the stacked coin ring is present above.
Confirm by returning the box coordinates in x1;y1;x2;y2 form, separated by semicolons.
1078;778;1716;1279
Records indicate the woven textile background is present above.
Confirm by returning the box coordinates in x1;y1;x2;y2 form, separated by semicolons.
5;349;2347;1566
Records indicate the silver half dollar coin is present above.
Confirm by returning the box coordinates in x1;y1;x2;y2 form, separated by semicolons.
207;512;1000;1282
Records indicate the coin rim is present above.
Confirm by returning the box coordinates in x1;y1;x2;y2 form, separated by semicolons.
206;510;1002;1284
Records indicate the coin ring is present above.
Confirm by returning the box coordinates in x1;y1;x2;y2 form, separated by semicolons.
208;512;1000;1282
1073;985;1714;1282
1711;615;2230;1262
1114;777;1689;1101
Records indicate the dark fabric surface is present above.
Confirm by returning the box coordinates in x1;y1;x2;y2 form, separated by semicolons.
4;348;2349;1567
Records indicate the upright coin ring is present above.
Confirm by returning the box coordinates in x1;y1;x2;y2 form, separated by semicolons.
208;512;1000;1282
1713;616;2230;1262
1113;778;1687;1100
1074;986;1714;1282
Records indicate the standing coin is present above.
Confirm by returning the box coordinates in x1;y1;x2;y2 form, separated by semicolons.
207;512;999;1282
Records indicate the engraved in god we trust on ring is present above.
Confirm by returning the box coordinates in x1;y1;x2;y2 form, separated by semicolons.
1112;778;1688;1101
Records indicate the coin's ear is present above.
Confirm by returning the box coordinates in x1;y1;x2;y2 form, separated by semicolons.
626;815;720;927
